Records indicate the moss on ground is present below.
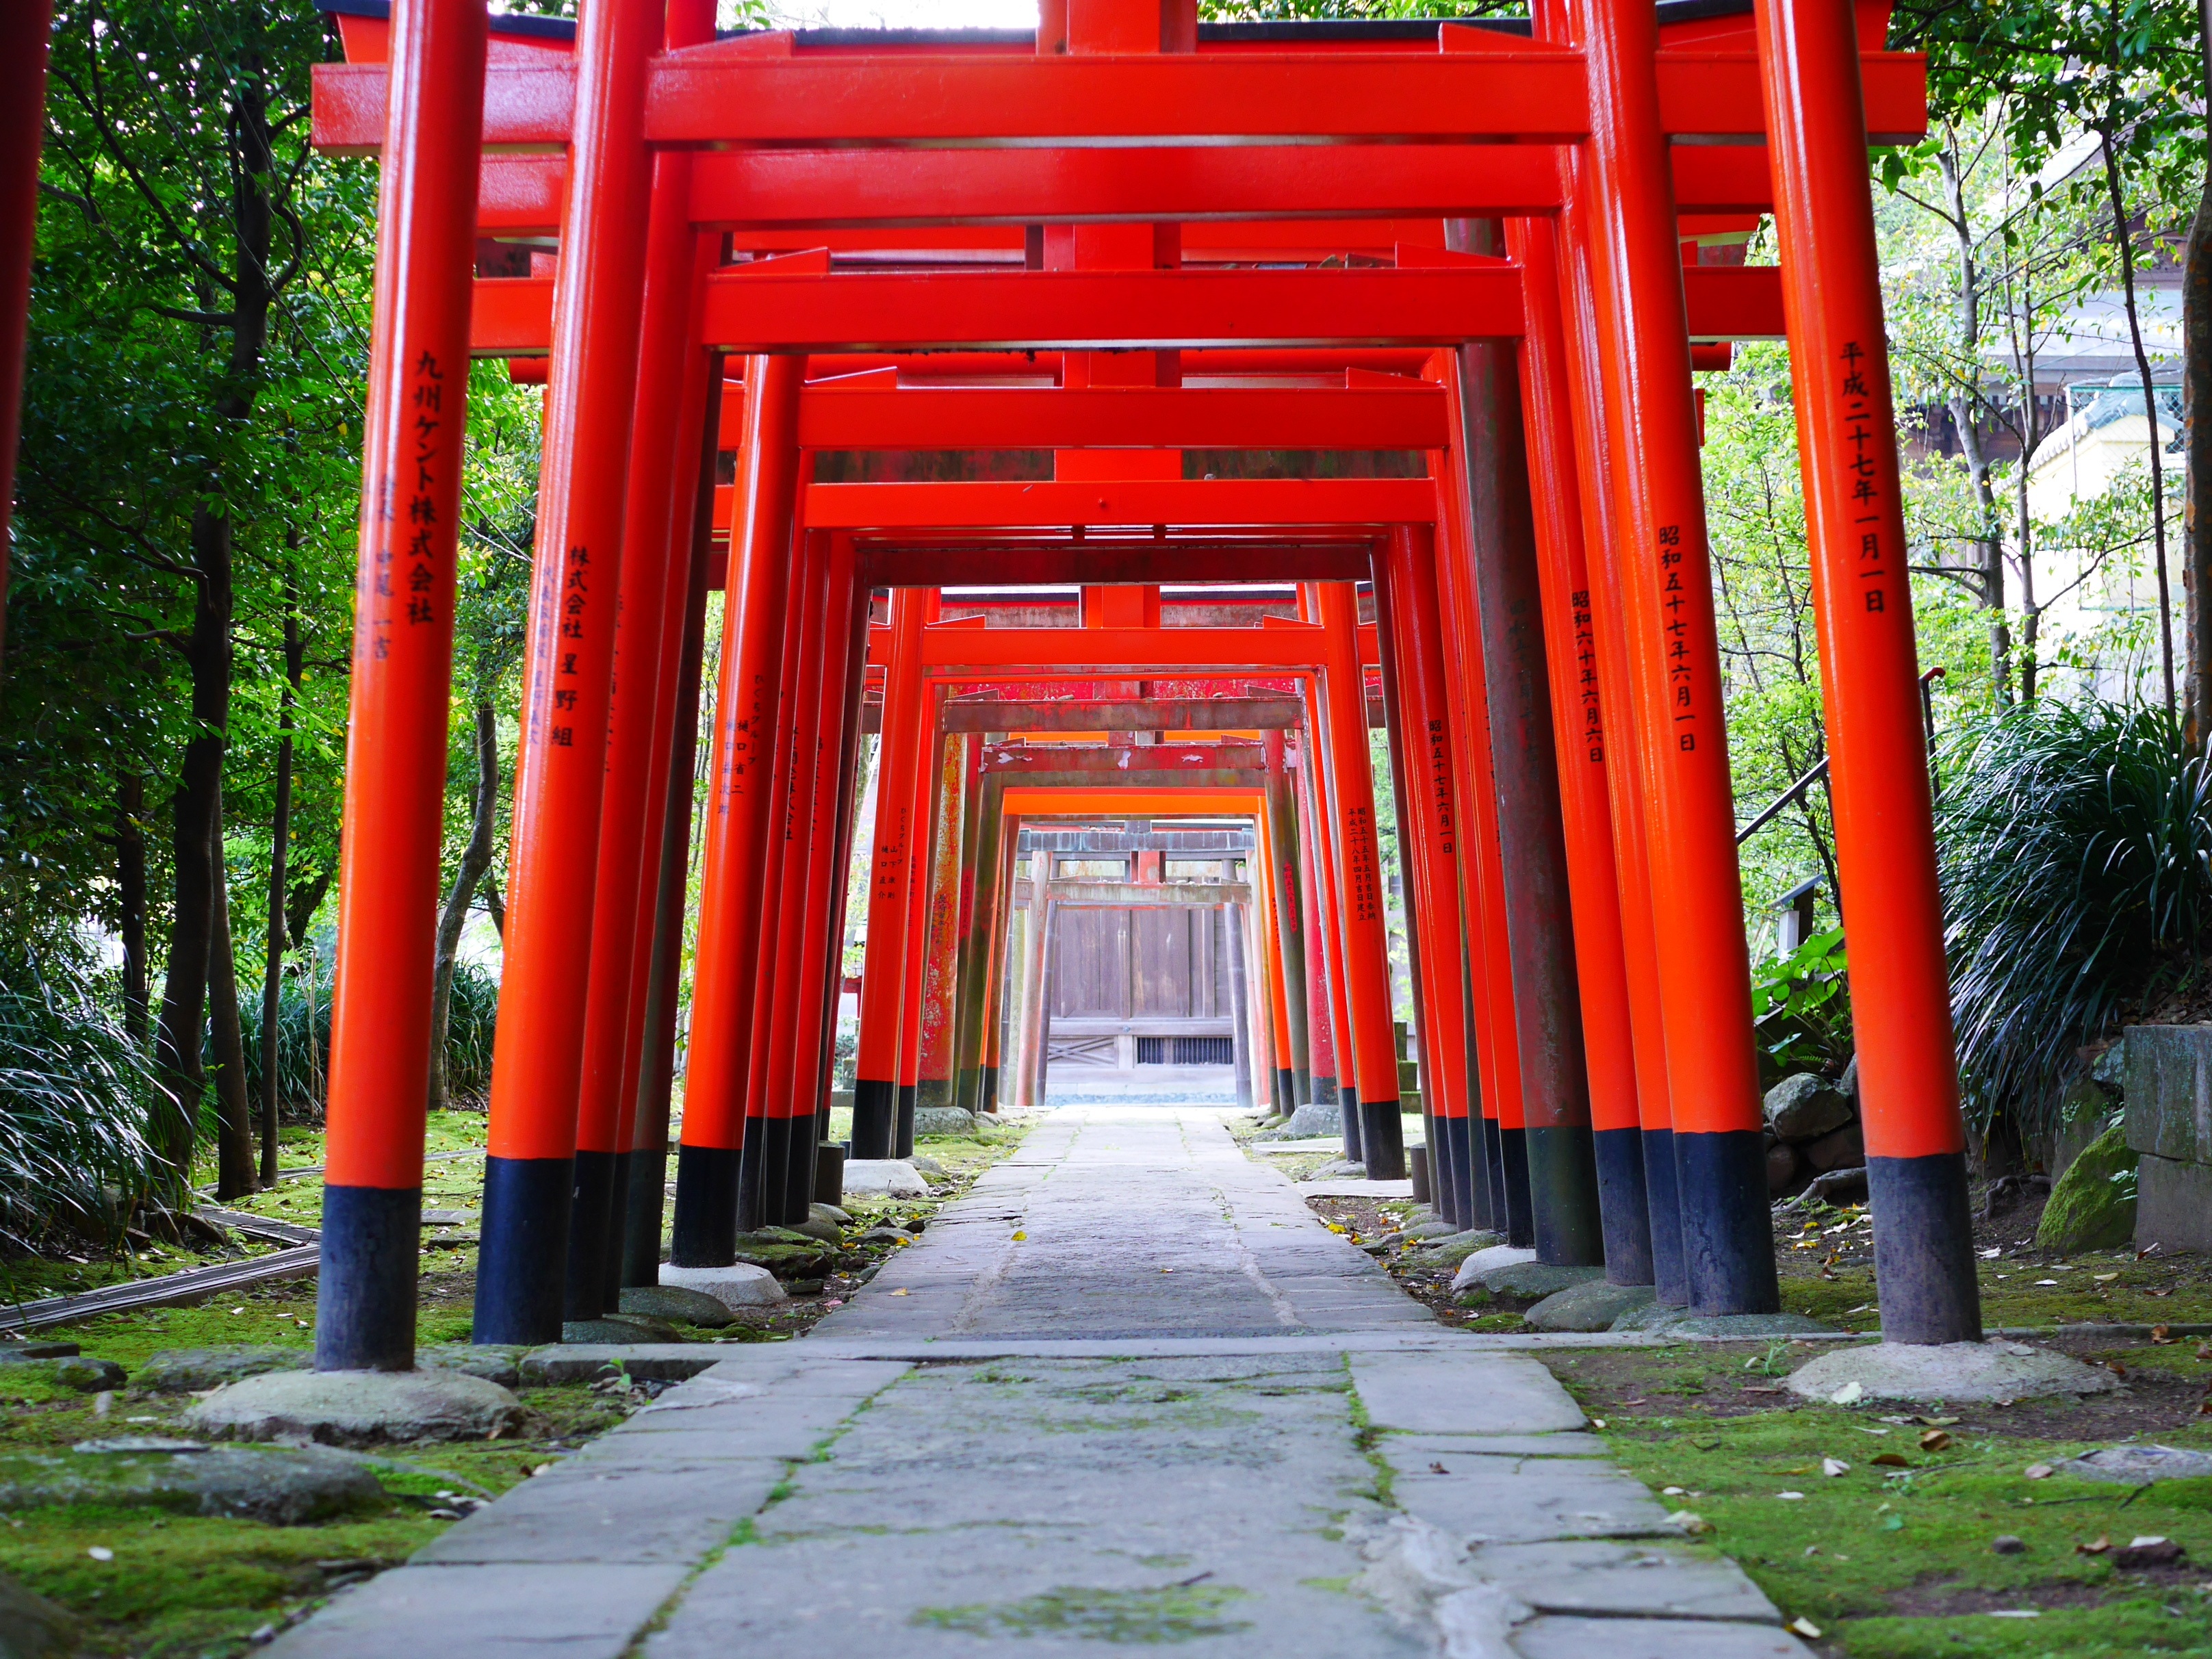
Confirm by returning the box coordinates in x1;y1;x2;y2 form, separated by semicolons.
0;1116;1031;1654
1536;1342;2212;1656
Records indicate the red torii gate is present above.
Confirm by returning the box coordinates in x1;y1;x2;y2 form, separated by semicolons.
301;0;1974;1372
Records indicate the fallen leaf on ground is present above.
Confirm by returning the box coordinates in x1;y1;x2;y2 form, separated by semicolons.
2076;1535;2110;1555
1788;1617;1823;1638
1872;1452;1910;1467
1919;1429;1953;1452
1821;1457;1851;1477
2024;1463;2053;1480
2092;1272;2118;1283
889;1288;910;1296
1670;1511;1712;1535
1829;1381;1864;1405
2151;1324;2174;1343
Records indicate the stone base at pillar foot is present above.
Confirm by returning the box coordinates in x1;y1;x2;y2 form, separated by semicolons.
658;1261;788;1310
1785;1339;2122;1405
182;1369;525;1446
1524;1281;1657;1333
1450;1244;1536;1293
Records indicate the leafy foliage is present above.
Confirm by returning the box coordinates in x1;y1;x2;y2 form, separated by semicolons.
0;954;170;1250
229;961;501;1118
1940;699;2212;1135
1749;929;1855;1088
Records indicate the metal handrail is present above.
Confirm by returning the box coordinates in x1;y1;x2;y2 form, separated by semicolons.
1734;667;1945;846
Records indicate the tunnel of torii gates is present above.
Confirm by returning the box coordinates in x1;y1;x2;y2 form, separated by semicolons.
285;0;1972;1369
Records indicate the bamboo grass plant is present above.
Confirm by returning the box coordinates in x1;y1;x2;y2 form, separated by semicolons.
1939;699;2212;1139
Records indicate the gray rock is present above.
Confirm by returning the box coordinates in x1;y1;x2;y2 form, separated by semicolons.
418;1343;525;1388
1654;1313;1834;1339
563;1315;683;1346
138;1345;309;1393
1452;1244;1538;1293
49;1356;127;1392
1302;1159;1367;1181
1764;1073;1854;1142
2035;1122;2136;1252
183;1367;527;1446
775;1214;843;1244
2124;1023;2212;1163
2057;1443;2212;1486
517;1346;727;1386
0;1441;385;1523
0;1570;78;1658
2137;1150;2212;1254
2091;1036;2127;1092
1524;1281;1656;1333
912;1107;979;1137
1483;1261;1606;1300
1408;1229;1502;1272
1402;1219;1458;1240
1257;1100;1346;1140
842;1159;927;1198
659;1262;787;1309
0;1354;127;1392
1803;1120;1864;1172
0;1341;78;1361
810;1202;855;1226
1785;1339;2122;1404
618;1285;737;1328
1609;1301;1694;1331
1765;1141;1801;1196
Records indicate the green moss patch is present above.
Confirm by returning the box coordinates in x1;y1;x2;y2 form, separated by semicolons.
915;1582;1254;1643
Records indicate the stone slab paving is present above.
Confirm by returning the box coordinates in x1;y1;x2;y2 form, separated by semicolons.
271;1107;1805;1659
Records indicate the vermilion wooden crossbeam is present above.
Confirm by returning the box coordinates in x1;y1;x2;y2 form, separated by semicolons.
891;622;1382;676
310;44;1924;153
802;479;1436;531
853;544;1376;588
467;263;1783;355
430;143;1783;237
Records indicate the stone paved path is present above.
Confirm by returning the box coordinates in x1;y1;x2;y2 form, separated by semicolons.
272;1108;1810;1658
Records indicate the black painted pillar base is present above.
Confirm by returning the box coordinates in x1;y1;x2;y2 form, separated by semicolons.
1479;1114;1507;1233
474;1156;573;1346
980;1071;999;1116
814;1142;846;1207
1359;1096;1406;1180
597;1148;633;1311
1445;1114;1479;1233
1311;1072;1339;1106
1275;1068;1296;1116
619;1145;668;1289
1341;1085;1363;1161
563;1148;619;1321
782;1113;818;1226
1293;1066;1311;1109
1643;1128;1688;1306
316;1185;420;1372
739;1117;786;1235
1429;1114;1458;1228
895;1083;917;1159
1592;1127;1654;1286
1868;1152;1983;1345
1499;1124;1534;1248
1526;1124;1606;1266
851;1077;896;1159
1675;1129;1779;1315
669;1142;741;1268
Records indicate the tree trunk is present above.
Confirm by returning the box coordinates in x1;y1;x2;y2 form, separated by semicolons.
1939;147;2011;703
428;700;499;1113
2100;126;2176;711
2185;0;2212;745
258;587;300;1184
209;801;257;1201
118;772;147;1046
151;543;229;1179
481;873;506;939
149;29;275;1179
